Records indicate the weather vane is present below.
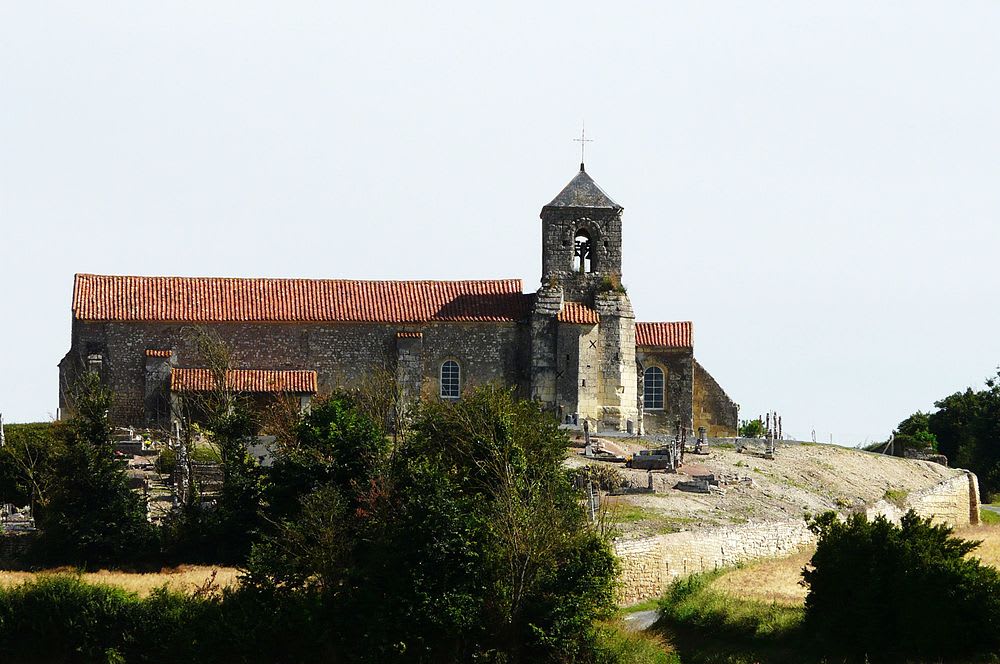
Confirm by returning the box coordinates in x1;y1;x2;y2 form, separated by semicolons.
573;123;593;166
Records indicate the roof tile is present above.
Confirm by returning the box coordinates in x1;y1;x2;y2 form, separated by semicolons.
170;368;317;393
73;274;530;323
635;322;692;348
557;302;600;325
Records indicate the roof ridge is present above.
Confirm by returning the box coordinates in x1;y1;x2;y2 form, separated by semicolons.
75;273;522;287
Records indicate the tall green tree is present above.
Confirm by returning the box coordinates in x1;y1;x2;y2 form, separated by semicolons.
35;372;155;566
247;386;619;663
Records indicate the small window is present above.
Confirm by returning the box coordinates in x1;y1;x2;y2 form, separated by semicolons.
573;229;594;273
643;366;664;410
440;360;460;399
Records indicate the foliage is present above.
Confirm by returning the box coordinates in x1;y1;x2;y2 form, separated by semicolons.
804;510;1000;659
591;623;678;664
885;410;939;455
265;393;389;522
0;575;331;664
596;275;627;294
0;422;59;507
155;447;177;475
659;571;804;641
33;373;155;566
895;369;1000;496
247;386;620;663
738;418;765;438
569;463;626;493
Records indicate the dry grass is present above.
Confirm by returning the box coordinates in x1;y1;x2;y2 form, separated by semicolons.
0;565;240;597
707;547;813;606
705;522;1000;608
958;522;1000;568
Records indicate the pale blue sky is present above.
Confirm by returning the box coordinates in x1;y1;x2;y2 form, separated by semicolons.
2;2;998;444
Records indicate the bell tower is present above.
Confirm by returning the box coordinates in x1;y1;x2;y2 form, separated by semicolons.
540;163;623;300
530;163;638;432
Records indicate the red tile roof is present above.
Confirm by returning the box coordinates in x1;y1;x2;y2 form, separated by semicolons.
145;349;172;357
557;302;600;325
73;274;530;323
635;322;692;348
170;368;317;393
396;331;423;338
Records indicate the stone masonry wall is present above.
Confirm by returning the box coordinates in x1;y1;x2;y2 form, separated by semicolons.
614;521;815;605
64;319;527;426
692;359;739;437
616;471;981;605
636;348;692;435
867;471;981;527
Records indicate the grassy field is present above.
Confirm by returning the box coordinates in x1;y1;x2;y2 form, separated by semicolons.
0;565;240;596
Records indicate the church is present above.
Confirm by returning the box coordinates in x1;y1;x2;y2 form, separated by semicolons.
59;164;738;437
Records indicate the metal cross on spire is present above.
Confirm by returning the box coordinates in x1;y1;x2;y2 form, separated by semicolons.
573;123;593;169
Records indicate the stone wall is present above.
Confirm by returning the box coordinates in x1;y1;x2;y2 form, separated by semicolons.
867;471;981;527
636;348;692;435
616;471;982;605
63;319;528;426
692;359;738;437
614;521;815;605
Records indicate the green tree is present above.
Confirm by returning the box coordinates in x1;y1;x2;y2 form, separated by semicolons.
738;418;765;438
35;372;155;566
927;371;1000;496
804;510;1000;658
247;386;619;663
0;422;59;510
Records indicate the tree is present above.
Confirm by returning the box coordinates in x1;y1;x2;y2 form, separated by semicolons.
162;327;266;564
887;411;939;455
0;422;60;512
246;386;619;663
804;510;1000;658
738;418;765;438
35;372;155;566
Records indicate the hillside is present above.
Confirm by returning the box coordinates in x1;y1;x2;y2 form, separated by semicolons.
566;438;966;539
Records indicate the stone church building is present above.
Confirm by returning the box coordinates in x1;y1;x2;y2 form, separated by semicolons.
60;165;738;436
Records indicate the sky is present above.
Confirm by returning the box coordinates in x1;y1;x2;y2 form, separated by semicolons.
2;2;998;445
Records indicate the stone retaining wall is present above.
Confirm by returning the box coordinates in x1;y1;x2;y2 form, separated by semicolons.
614;520;815;605
867;470;980;527
616;470;982;605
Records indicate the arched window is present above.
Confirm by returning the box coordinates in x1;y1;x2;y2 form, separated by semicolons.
440;360;460;399
573;229;594;273
643;366;664;410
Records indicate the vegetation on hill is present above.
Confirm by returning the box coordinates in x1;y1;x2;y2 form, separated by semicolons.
0;376;647;662
655;512;1000;663
891;368;1000;498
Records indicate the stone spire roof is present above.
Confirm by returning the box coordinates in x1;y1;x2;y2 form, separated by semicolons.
544;164;622;210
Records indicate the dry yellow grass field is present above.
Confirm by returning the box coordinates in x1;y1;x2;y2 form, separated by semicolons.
0;565;240;596
707;523;1000;607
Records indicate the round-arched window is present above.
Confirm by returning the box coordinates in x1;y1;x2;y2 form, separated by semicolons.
573;229;594;273
643;366;664;410
440;360;461;399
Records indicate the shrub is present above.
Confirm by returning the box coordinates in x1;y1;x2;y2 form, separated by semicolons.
804;510;1000;659
155;447;177;475
569;463;626;493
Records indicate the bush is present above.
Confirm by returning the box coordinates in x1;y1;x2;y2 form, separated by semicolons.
569;463;626;493
155;447;177;475
804;510;1000;659
0;575;331;664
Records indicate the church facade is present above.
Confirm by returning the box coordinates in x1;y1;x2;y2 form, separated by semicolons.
60;165;738;436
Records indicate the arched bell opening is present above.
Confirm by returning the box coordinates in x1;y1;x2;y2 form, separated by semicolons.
573;229;595;273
